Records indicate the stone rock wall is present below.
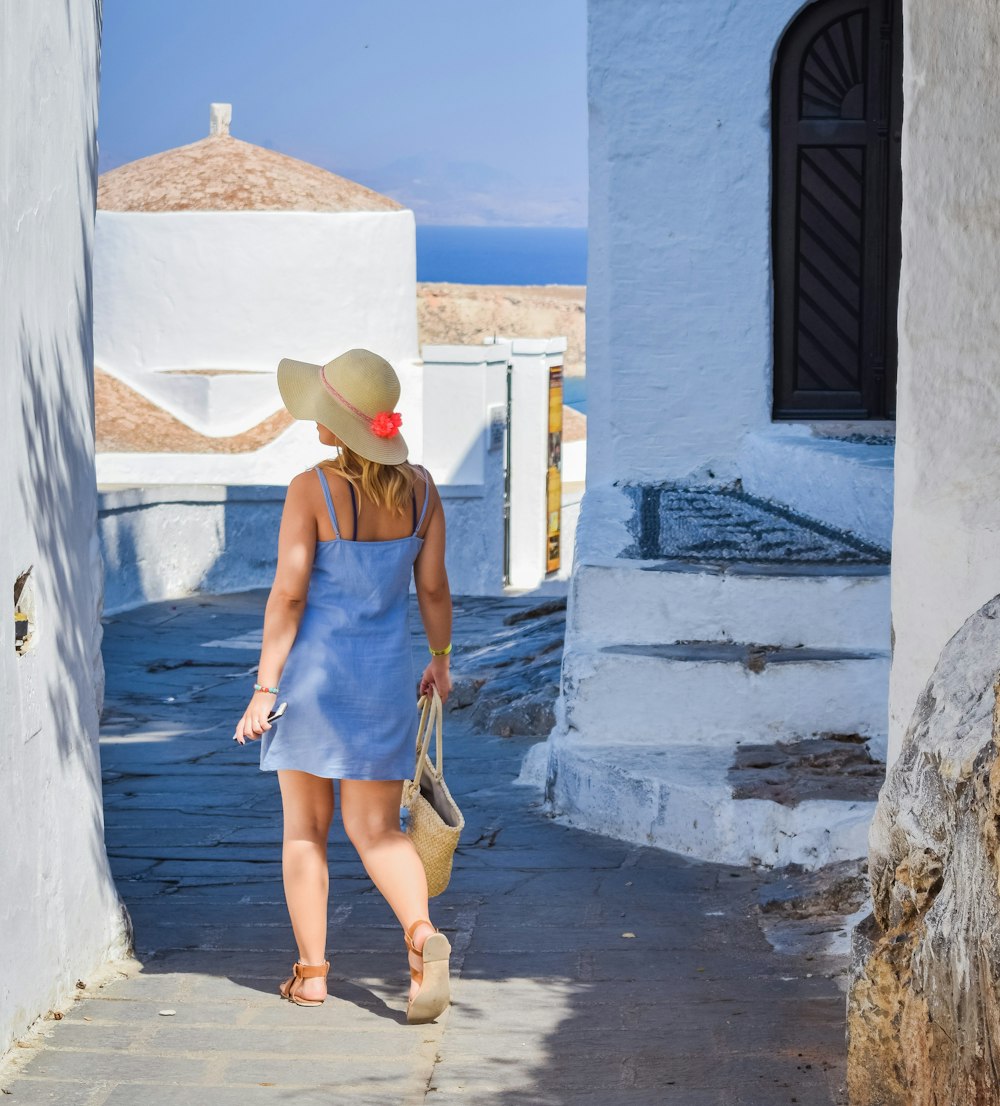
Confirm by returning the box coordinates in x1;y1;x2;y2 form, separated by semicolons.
847;595;1000;1105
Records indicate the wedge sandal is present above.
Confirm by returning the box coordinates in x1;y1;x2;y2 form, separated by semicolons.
404;919;451;1024
278;960;330;1007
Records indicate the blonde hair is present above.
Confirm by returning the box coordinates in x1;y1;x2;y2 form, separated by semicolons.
322;445;419;516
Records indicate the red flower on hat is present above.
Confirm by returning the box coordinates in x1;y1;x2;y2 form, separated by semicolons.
371;410;403;439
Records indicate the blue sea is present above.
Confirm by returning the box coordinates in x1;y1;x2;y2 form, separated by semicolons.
416;226;587;286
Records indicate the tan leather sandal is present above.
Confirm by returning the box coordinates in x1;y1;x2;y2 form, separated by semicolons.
278;960;330;1007
404;919;451;1024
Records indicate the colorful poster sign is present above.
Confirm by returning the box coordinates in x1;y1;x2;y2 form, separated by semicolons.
546;364;563;574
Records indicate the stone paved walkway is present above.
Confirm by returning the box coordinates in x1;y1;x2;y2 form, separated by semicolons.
2;592;848;1105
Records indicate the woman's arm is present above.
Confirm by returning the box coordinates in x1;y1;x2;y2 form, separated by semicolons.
413;477;453;703
234;472;317;743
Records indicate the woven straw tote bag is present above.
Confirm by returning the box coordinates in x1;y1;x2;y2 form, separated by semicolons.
402;690;464;897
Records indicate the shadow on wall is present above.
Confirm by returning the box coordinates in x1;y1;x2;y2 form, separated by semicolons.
6;3;129;1048
15;208;102;760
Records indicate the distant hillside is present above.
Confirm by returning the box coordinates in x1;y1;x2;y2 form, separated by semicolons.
417;283;585;376
353;156;586;227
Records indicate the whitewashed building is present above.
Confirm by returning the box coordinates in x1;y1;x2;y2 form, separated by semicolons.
94;103;422;483
532;0;901;868
93;107;569;604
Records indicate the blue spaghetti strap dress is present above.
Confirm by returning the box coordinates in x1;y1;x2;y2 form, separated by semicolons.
259;464;431;780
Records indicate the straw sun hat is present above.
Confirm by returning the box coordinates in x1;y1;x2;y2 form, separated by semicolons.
277;348;408;465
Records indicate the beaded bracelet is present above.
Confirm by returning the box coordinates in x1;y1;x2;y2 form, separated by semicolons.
428;643;452;657
253;682;279;694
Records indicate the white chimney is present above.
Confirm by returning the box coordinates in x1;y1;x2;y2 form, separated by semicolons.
209;103;232;137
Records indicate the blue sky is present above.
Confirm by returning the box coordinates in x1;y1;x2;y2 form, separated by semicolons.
98;0;587;226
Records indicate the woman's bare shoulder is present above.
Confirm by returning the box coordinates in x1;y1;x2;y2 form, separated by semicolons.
287;466;339;505
409;462;437;487
285;470;308;489
293;462;348;486
410;465;442;531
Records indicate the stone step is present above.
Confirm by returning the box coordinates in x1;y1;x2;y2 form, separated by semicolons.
739;428;894;551
570;559;890;652
528;734;879;869
562;641;889;745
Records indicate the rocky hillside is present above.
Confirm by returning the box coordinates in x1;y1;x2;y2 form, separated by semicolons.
417;283;585;376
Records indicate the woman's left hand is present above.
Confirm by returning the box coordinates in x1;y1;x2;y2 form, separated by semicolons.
233;692;277;744
419;657;452;704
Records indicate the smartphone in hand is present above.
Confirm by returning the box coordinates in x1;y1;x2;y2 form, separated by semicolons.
233;701;287;743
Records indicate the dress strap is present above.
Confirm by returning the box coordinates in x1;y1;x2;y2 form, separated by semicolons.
413;466;431;535
348;482;359;541
313;466;340;539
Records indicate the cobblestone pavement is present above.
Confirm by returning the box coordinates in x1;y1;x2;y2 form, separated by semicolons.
3;592;848;1105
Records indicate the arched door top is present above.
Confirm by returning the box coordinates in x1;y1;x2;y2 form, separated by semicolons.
772;0;902;421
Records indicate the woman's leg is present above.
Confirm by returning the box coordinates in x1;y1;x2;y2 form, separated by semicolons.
339;779;437;998
277;769;335;1000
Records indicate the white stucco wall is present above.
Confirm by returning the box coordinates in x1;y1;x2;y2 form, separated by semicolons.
418;346;507;592
94;210;418;435
888;0;1000;762
1;0;128;1055
421;345;508;486
99;478;505;611
587;0;803;487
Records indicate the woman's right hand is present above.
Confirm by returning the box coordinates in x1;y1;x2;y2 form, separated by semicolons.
419;656;452;704
233;690;277;744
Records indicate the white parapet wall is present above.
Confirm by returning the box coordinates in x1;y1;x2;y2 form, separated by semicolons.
99;485;285;613
1;0;129;1055
99;476;505;614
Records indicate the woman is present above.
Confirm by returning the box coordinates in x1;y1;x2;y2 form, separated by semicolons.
233;348;453;1024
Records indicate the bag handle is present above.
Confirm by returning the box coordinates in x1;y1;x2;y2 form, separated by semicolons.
412;689;443;786
404;696;430;805
414;690;443;780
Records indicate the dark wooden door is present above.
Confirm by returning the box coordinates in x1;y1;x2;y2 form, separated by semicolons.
772;0;902;420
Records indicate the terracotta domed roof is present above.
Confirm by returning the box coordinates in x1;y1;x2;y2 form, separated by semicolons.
98;105;402;214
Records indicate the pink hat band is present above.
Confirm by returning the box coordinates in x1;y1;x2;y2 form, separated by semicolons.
318;367;403;439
